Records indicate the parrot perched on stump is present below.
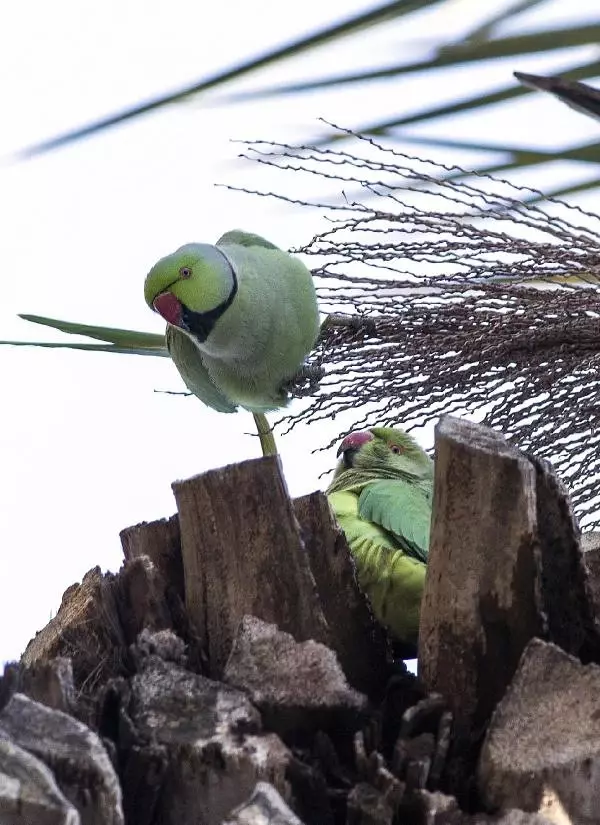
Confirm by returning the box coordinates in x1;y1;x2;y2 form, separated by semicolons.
144;230;320;454
326;426;433;656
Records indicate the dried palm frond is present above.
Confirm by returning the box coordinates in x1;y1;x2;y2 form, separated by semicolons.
230;127;600;526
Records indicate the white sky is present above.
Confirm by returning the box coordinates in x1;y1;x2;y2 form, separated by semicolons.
1;0;599;664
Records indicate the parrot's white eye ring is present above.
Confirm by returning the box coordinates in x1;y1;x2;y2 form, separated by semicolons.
179;266;192;279
390;444;403;454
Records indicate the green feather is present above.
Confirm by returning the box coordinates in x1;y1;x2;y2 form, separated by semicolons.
217;230;279;250
166;325;237;413
358;479;430;563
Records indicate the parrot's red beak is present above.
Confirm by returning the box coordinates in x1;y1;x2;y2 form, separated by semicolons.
153;292;183;326
336;430;373;458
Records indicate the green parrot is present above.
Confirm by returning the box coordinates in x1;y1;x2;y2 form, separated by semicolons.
144;230;320;415
515;71;600;124
327;426;433;654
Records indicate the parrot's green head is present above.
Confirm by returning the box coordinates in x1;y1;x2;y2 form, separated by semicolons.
333;426;432;481
144;243;237;342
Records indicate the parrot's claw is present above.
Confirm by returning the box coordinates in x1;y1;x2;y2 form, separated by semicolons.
392;693;453;791
284;363;324;396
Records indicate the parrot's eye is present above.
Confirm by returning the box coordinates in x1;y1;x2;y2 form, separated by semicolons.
179;266;192;279
390;444;403;454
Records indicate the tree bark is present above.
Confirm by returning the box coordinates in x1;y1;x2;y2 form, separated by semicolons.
172;456;329;678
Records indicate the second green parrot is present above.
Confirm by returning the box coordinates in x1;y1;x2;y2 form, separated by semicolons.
144;230;320;414
327;426;433;653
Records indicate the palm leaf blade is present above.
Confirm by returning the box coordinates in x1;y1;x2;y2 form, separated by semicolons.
13;0;446;159
217;27;600;101
18;314;166;349
0;340;169;356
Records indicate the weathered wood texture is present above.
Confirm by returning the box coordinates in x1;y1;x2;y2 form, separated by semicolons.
419;414;600;801
526;455;600;663
0;733;81;825
223;615;368;739
172;456;329;678
113;653;291;825
223;782;304;825
0;692;124;825
117;555;174;643
120;518;205;670
583;537;600;625
293;492;390;696
21;567;126;702
419;416;544;739
17;657;76;716
9;412;600;824
120;515;183;596
479;638;600;823
18;556;181;721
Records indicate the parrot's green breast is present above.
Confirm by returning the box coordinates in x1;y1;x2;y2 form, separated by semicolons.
328;486;427;647
329;489;397;554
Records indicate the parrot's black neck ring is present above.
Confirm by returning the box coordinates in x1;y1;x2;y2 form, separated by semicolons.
180;249;238;343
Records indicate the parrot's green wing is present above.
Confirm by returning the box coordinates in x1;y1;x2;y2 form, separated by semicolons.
358;479;430;563
217;231;280;250
166;325;237;414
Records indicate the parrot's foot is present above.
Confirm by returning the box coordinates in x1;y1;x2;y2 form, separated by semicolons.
284;363;324;397
392;693;453;791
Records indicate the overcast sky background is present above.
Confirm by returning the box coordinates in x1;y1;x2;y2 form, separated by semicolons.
1;0;599;664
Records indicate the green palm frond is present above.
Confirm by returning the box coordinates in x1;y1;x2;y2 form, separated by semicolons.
217;26;600;103
11;0;600;193
13;0;445;160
